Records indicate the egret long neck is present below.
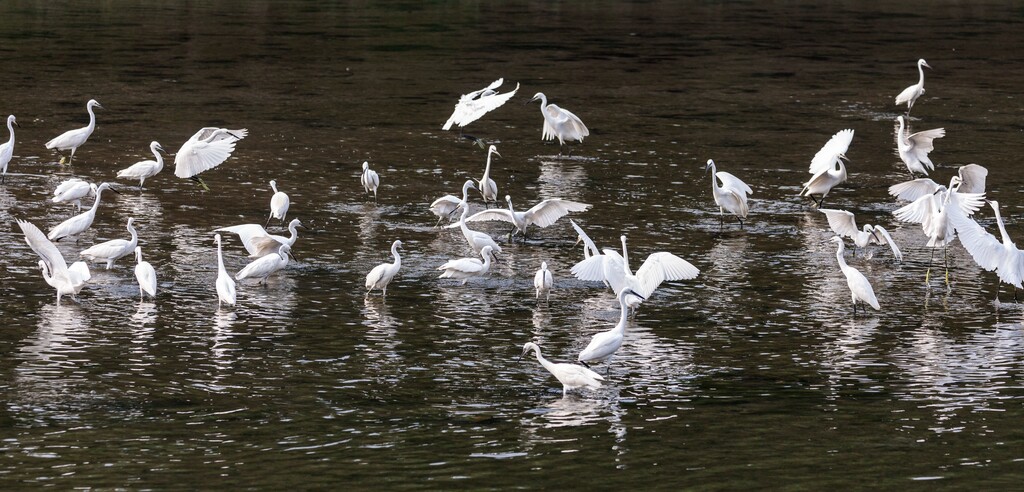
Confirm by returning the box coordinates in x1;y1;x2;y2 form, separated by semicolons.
5;118;13;144
917;62;926;86
532;347;555;373
992;204;1012;245
536;94;548;114
620;237;631;274
86;104;97;132
391;243;402;267
287;223;299;244
615;293;630;333
217;241;226;272
89;188;105;212
708;162;718;192
483;152;493;178
128;222;138;244
834;242;849;271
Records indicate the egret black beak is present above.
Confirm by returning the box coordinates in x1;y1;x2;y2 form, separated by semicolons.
13;120;20;128
226;131;242;140
109;186;123;195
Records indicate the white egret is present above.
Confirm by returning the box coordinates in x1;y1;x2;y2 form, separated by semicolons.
438;245;493;284
477;145;500;207
829;236;880;315
466;194;591;241
0;115;19;183
889;164;987;202
360;161;379;202
216;218;302;257
133;246;157;301
448;180;502;258
705;159;753;226
950;200;1024;302
52;179;95;211
429;194;465;227
442;78;519;131
366;240;403;297
818;209;902;261
521;342;604;397
573;235;700;309
79;217;139;269
534;261;553;300
529;92;589;154
895;58;931;114
800;129;853;207
16;219;91;305
267;179;290;227
896;116;944;177
570;219;602;260
236;244;291;284
116;141;165;189
45;99;102;164
578;288;644;369
174;127;247;190
214;234;236;307
48;182;119;241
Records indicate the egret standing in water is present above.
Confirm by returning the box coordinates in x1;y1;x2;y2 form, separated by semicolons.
236;244;291;284
705;159;753;227
360;161;379;202
529;92;589;155
79;217;139;269
214;234;236;308
578;288;644;370
16;219;91;305
366;240;403;297
45;99;102;165
896;115;944;177
521;342;604;397
442;78;519;132
449;180;502;258
800;129;853;207
534;261;553;300
267;180;290;227
52;179;95;212
818;209;902;261
0;115;19;183
829;236;880;316
174;127;247;190
216;218;303;258
133;246;157;301
438;245;493;285
895;58;931;115
48;182;119;241
116;141;165;189
477;145;500;207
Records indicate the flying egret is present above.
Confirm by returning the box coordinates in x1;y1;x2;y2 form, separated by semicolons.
79;217;139;269
214;234;236;308
366;240;403;297
267;179;290;227
448;180;502;258
889;164;987;202
429;194;465;227
438;245;493;285
477;145;500;207
572;235;700;310
0;115;19;183
521;342;604;397
466;194;591;241
116;141;165;189
442;78;519;131
174;127;247;190
16;219;91;305
818;209;902;261
133;246;157;301
829;236;880;315
578;288;644;369
52;179;95;211
895;58;931;114
216;218;302;257
235;244;291;284
705;159;753;226
360;161;379;202
950;200;1024;302
896;115;944;177
529;92;589;155
47;182;119;241
800;129;853;207
45;99;102;164
534;261;553;300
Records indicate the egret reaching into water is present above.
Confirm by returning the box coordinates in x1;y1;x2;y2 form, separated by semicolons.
529;92;589;155
366;240;403;297
477;145;500;207
521;342;604;397
360;161;379;202
950;200;1024;303
116;141;165;189
217;219;302;258
79;217;139;269
48;182;119;241
174;127;247;190
267;179;290;227
829;236;880;316
896;116;944;177
466;194;591;241
0;115;19;183
889;164;987;202
895;58;931;114
448;180;502;258
133;246;157;301
800;129;853;207
214;234;236;308
442;78;519;131
572;235;700;310
578;288;644;369
45;99;102;165
236;244;291;284
16;219;91;305
438;245;493;284
534;261;553;300
52;179;95;212
429;194;465;227
705;159;753;226
818;209;902;261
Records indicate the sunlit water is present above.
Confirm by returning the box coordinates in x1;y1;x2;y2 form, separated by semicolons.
1;1;1024;488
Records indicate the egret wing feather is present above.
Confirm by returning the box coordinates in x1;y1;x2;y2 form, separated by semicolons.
523;199;591;228
716;171;753;196
818;209;860;238
634;252;700;298
17;219;69;277
809;129;854;175
871;226;903;262
957;164;988;194
465;208;515;225
888;178;941;202
571;255;607;282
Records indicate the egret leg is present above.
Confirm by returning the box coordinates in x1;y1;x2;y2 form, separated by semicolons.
944;246;950;290
265;215;273;228
925;247;935;285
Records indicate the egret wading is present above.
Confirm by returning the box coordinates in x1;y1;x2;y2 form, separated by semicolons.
521;342;604;397
116;141;166;189
534;261;553;300
52;179;95;212
360;161;379;202
79;217;139;269
48;182;120;241
705;159;753;227
529;92;589;155
267;180;290;227
45;99;102;165
477;145;500;207
366;240;403;297
829;236;880;316
0;115;19;183
216;218;303;257
214;234;236;308
16;219;91;305
133;246;157;301
578;288;645;371
895;58;931;115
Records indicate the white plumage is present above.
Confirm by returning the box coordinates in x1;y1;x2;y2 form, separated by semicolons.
48;182;117;241
888;164;987;202
16;219;91;305
521;342;604;397
449;180;502;258
818;209;902;261
214;234;236;308
0;115;18;183
950;200;1024;301
45;99;101;164
267;179;290;226
829;236;880;314
705;159;753;226
894;58;931;114
360;161;379;201
116;141;165;188
133;246;157;301
465;194;591;240
79;217;139;269
438;246;493;284
477;145;500;207
578;288;643;367
896;115;944;176
429;194;465;227
801;129;853;207
366;240;403;297
216;218;302;258
572;235;699;309
529;92;589;152
173;127;247;179
442;78;519;131
235;244;291;284
534;261;553;300
52;179;95;211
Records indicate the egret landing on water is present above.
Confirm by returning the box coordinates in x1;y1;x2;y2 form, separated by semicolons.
214;234;236;308
578;288;645;371
818;209;902;261
895;58;931;115
896;116;944;177
134;246;157;301
45;99;101;165
16;219;91;305
528;92;589;156
366;240;402;297
800;129;853;208
116;141;165;190
521;342;604;397
79;216;138;269
477;145;500;207
360;161;379;202
174;127;247;191
951;200;1024;304
829;236;880;316
438;245;493;285
442;78;519;132
52;179;95;212
534;261;553;300
1;115;19;184
216;218;303;258
48;182;120;241
465;194;591;242
705;159;753;227
267;179;290;227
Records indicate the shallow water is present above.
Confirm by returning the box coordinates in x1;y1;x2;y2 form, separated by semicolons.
2;1;1024;488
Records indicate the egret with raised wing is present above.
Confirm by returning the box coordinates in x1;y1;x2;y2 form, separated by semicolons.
818;209;902;261
950;200;1024;303
16;219;91;305
236;244;291;284
800;129;853;207
449;180;502;258
572;235;700;310
216;218;302;258
896;116;944;177
466;194;591;241
174;127;247;190
889;164;987;202
442;78;519;131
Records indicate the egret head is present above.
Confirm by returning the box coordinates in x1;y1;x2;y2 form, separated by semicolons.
463;180;477;192
134;246;143;261
279;244;293;260
504;195;512;203
480;246;493;258
919;58;931;69
269;179;277;189
540;261;547;270
488;145;501;158
705;159;715;173
949;175;963;191
837;152;850;163
126;217;135;227
829;236;844;245
214;233;222;244
97;182;121;195
289;218;304;229
529;92;545;103
9;115;18;127
87;99;103;110
520;341;539;359
394;239;403;249
37;260;47;273
896;115;905;126
362;161;369;171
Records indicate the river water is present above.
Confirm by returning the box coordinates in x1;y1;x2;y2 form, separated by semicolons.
1;1;1023;488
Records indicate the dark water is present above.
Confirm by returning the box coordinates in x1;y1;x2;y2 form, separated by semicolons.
2;1;1024;488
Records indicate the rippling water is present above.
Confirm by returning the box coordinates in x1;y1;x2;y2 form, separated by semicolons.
2;1;1024;488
